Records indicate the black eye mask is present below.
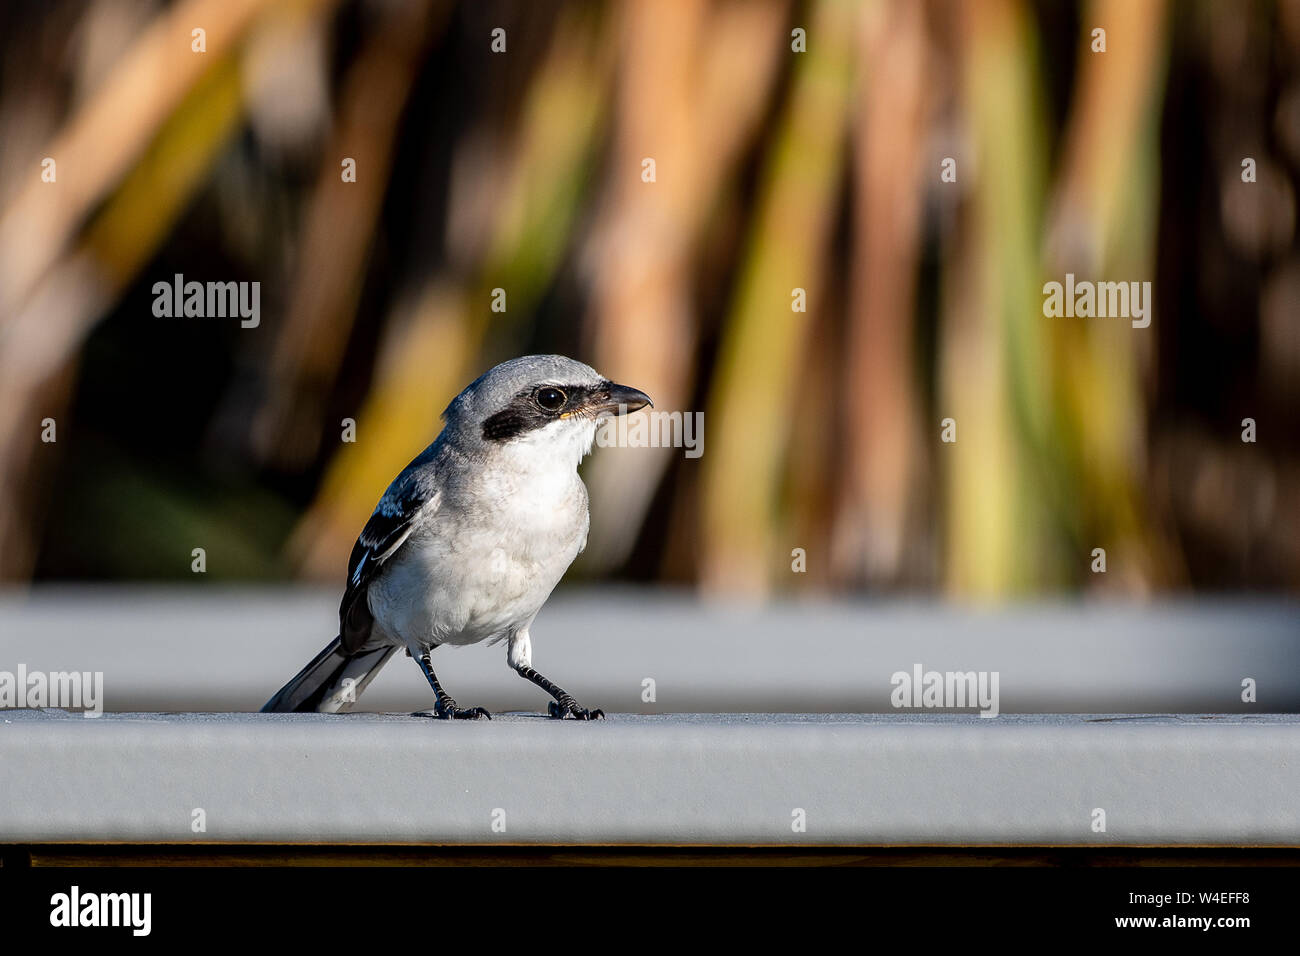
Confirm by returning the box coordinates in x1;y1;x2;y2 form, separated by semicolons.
481;384;600;442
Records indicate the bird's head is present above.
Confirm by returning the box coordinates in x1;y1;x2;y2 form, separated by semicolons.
443;355;652;466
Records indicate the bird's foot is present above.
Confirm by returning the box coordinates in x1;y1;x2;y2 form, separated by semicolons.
548;696;604;720
431;698;491;720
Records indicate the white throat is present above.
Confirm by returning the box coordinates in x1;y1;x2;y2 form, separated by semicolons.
496;417;598;474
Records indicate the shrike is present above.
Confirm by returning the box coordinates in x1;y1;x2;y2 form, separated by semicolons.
263;355;651;719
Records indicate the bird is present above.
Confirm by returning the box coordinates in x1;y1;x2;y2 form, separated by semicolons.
262;355;652;720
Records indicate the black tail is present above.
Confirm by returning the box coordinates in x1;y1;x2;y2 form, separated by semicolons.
261;636;398;713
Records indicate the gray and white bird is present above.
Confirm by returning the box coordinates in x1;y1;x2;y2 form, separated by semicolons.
262;355;652;719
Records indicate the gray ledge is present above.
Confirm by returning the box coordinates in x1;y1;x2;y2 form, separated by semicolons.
1;588;1298;714
3;710;1298;846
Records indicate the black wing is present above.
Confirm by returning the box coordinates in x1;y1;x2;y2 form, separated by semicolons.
339;481;439;653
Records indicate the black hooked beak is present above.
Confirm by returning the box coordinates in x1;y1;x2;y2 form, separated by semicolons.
592;382;653;417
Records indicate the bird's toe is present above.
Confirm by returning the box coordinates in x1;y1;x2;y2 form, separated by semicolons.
548;698;604;720
430;698;491;720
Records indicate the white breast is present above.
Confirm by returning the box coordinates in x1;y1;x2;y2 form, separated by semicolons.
367;418;595;651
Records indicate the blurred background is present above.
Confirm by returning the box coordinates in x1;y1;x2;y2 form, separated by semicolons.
0;0;1297;602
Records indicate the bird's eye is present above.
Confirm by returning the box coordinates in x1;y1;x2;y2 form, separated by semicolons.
535;387;567;411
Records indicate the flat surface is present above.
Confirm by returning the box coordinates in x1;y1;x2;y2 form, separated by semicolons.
1;587;1298;713
3;710;1299;846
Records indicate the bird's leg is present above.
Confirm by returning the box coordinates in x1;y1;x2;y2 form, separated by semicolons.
416;649;490;720
514;665;604;720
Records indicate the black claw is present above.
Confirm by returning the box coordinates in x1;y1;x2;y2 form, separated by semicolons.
432;700;491;720
548;698;605;720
